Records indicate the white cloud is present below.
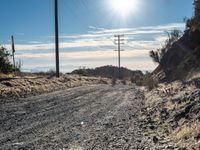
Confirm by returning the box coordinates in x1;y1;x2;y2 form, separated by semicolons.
16;50;150;60
4;23;184;51
18;50;157;72
4;23;184;72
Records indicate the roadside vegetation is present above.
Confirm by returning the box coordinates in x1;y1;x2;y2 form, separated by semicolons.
149;29;182;65
142;1;200;149
130;71;158;90
0;74;112;99
0;45;21;74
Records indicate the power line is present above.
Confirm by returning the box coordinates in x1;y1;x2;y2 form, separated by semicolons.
114;35;124;79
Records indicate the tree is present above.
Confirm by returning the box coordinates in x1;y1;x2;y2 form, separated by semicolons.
194;0;200;28
0;46;13;73
149;29;182;64
184;1;200;29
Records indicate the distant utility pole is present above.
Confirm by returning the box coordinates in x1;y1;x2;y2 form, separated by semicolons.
114;35;124;79
55;0;60;77
11;35;16;70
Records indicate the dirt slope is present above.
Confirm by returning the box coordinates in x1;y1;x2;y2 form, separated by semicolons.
152;29;200;82
143;78;200;150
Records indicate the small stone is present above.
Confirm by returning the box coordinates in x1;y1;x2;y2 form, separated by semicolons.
149;124;155;130
152;136;159;143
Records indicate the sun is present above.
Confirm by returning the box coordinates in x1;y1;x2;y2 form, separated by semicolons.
109;0;138;17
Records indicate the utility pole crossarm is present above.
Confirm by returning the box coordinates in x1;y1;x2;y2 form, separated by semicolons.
114;35;125;79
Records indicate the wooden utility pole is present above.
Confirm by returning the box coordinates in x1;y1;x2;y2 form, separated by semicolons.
11;35;16;69
114;35;124;79
55;0;60;77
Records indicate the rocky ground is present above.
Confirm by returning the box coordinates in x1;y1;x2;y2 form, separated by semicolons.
0;85;147;149
1;74;199;149
141;77;200;150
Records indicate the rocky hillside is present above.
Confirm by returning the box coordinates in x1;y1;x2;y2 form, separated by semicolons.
71;65;143;79
141;77;200;149
152;29;200;82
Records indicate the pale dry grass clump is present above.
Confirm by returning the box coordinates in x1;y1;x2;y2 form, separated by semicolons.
186;71;200;80
171;121;200;149
0;75;112;99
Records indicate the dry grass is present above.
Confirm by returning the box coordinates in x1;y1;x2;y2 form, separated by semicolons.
186;71;200;80
144;79;200;149
145;80;196;107
173;121;200;140
0;74;112;99
171;121;200;149
0;73;15;78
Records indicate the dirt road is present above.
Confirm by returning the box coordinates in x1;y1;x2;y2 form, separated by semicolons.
0;85;150;150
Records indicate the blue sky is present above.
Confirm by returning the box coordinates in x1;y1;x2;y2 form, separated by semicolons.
0;0;193;72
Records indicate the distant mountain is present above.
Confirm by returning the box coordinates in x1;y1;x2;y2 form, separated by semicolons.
151;29;200;82
71;65;143;79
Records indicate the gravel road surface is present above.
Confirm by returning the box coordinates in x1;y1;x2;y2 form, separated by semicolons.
0;85;151;150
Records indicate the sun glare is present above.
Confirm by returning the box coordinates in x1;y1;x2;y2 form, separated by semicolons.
109;0;138;17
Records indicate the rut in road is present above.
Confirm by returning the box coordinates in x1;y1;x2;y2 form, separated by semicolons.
0;85;150;150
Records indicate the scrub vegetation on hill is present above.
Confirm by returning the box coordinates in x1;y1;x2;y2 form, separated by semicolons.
150;0;200;82
143;1;200;149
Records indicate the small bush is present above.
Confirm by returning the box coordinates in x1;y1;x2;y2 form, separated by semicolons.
145;78;158;91
36;69;57;78
44;69;57;79
111;78;116;86
122;80;126;85
130;71;158;90
130;76;135;83
130;74;143;84
149;50;160;63
130;72;152;87
72;69;88;76
99;78;109;84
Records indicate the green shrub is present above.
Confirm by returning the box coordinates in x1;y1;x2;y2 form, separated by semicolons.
0;46;14;73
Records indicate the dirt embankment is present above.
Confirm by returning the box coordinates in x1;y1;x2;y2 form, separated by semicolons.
141;77;200;150
0;75;112;101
